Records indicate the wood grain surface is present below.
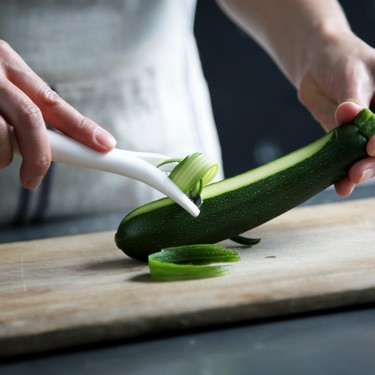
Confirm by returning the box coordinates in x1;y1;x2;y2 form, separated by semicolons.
1;198;375;358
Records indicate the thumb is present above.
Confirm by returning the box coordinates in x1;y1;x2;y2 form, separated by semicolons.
336;101;375;158
335;101;363;125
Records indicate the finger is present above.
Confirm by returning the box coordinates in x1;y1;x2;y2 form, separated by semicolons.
366;135;375;157
335;101;363;125
347;157;375;185
7;63;116;152
44;94;117;152
0;115;12;169
0;79;51;188
334;176;355;197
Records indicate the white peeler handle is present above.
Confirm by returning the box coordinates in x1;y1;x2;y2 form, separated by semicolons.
11;129;200;217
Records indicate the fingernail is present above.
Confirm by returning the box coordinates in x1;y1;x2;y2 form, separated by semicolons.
94;128;117;150
360;168;374;183
26;175;44;189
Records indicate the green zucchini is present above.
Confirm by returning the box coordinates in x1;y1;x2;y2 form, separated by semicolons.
115;108;375;261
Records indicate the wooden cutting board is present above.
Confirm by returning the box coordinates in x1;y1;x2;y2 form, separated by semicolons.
1;198;375;358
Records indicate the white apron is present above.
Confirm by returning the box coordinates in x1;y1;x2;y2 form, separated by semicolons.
0;0;222;224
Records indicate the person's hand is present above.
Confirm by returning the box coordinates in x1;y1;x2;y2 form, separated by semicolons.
0;40;116;189
333;101;375;196
297;32;375;196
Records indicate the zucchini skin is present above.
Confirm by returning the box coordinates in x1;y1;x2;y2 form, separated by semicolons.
116;112;373;261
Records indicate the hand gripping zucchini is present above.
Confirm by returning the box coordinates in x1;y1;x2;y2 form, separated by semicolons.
115;108;375;261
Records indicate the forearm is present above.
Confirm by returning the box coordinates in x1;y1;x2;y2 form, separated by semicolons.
216;0;352;87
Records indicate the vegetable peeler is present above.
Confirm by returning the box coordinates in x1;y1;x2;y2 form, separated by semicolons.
11;128;200;217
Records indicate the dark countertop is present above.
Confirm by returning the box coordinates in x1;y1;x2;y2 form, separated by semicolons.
1;184;375;374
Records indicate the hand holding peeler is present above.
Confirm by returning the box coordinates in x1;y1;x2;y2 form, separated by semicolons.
11;129;200;217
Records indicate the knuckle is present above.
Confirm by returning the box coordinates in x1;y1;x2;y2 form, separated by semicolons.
0;39;11;55
76;116;95;134
76;117;98;144
18;103;43;125
0;40;14;67
76;115;89;129
39;85;64;107
31;154;51;174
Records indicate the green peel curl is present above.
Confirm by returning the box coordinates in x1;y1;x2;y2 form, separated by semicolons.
148;244;240;281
